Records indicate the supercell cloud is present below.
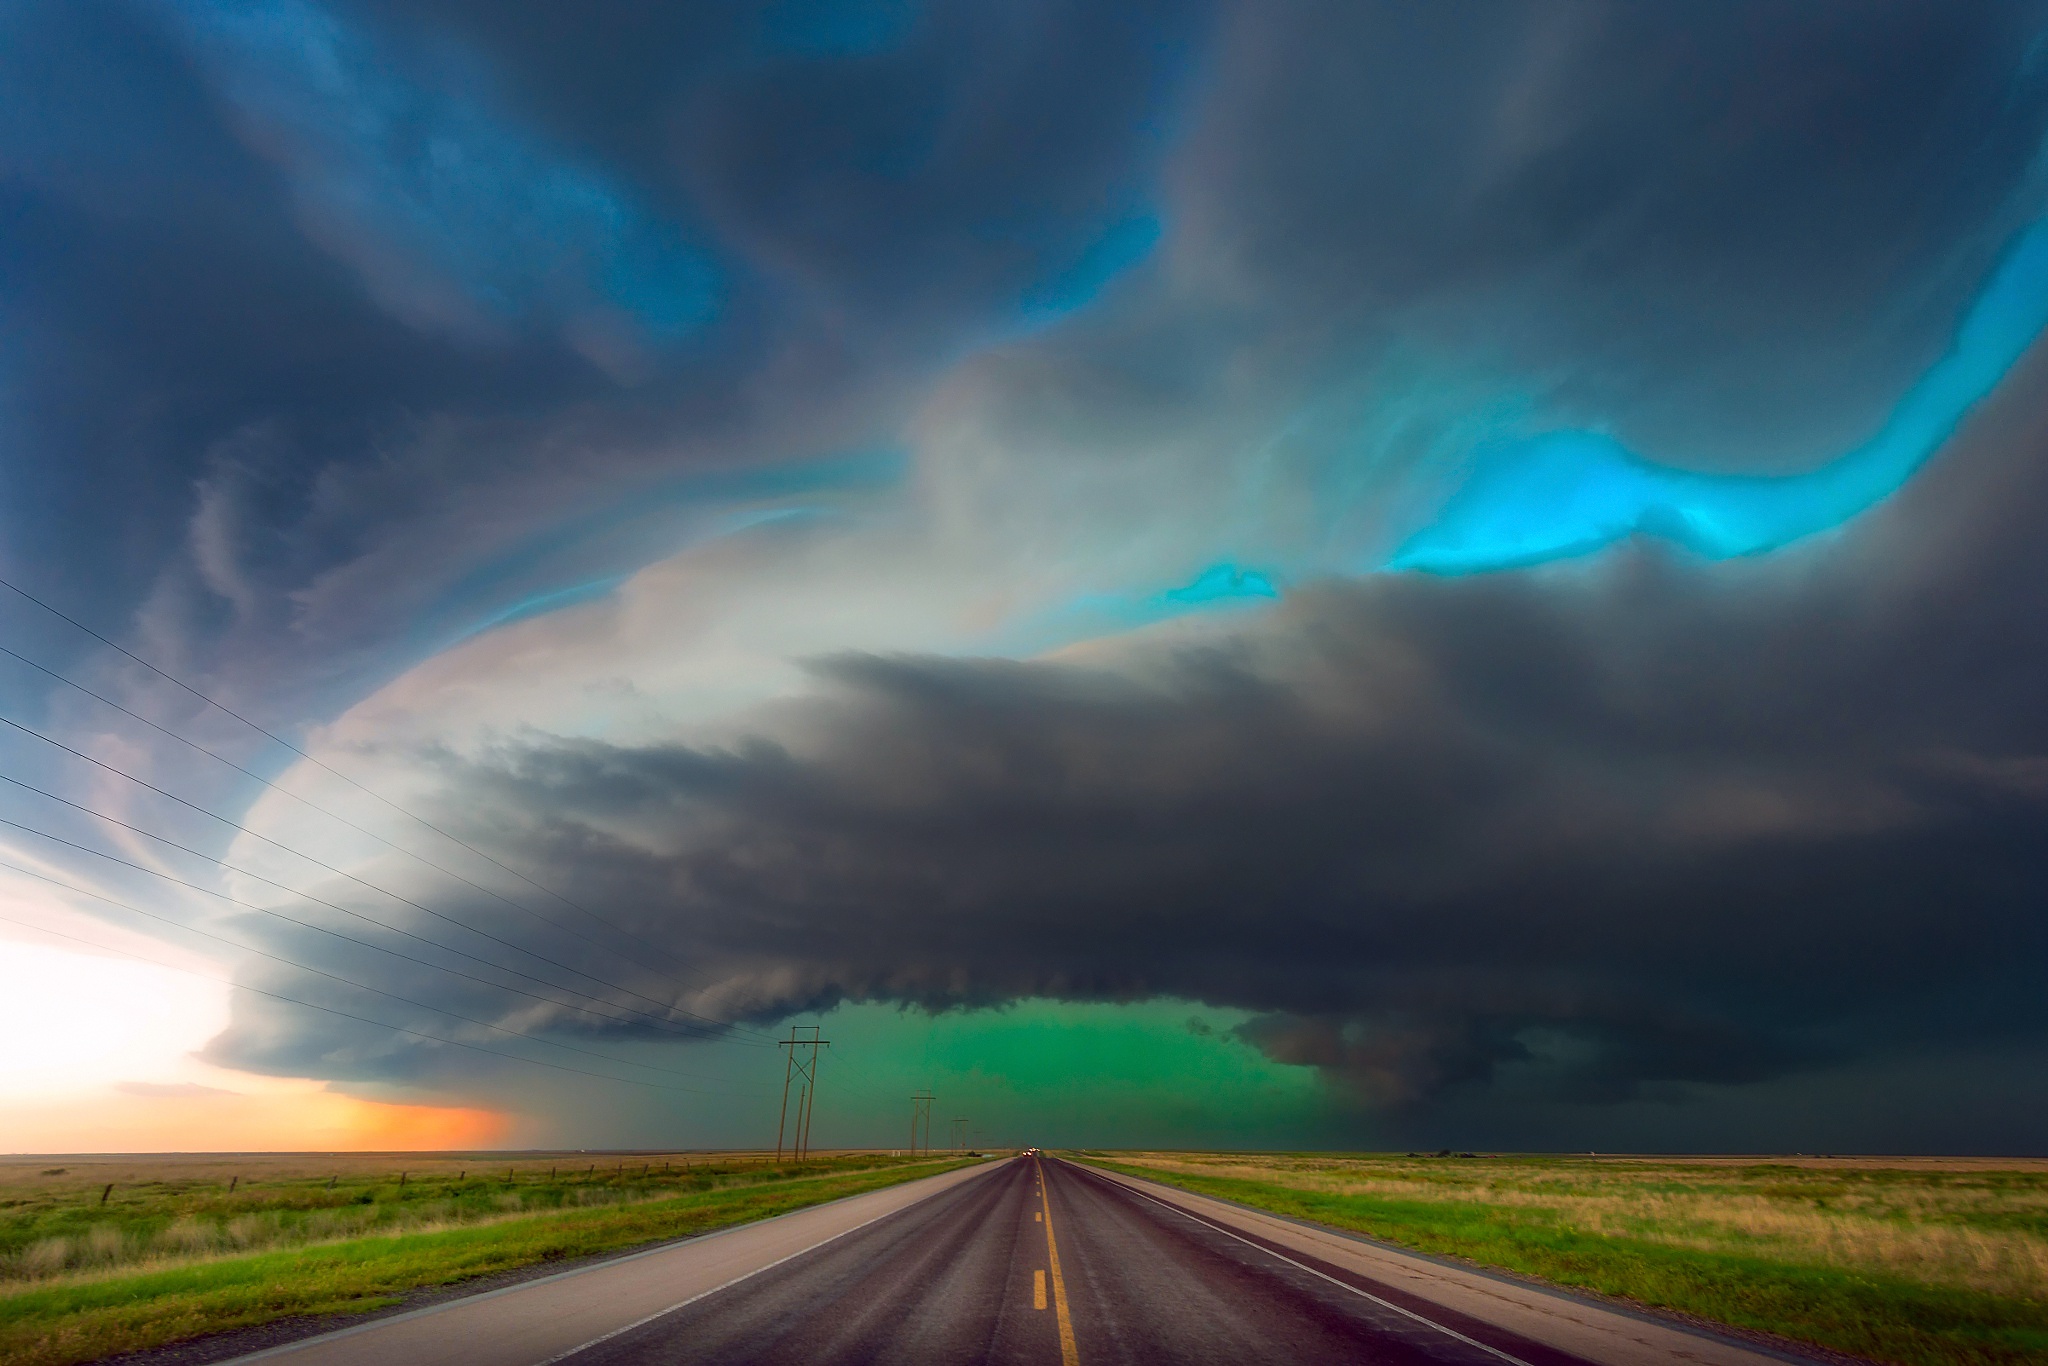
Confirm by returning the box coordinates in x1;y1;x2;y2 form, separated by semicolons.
5;0;2048;1149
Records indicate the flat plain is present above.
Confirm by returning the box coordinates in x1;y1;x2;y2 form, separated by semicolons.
0;1149;970;1366
1084;1151;2048;1366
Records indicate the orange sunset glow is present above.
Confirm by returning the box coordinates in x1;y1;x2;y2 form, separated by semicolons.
3;1081;508;1154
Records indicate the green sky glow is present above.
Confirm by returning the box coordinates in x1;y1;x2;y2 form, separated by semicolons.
768;999;1339;1151
546;998;1345;1151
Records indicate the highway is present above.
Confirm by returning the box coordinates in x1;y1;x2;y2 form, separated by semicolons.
563;1154;1572;1366
233;1156;1803;1366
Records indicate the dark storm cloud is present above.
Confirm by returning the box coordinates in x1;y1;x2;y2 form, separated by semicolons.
1174;0;2048;467
350;0;1198;322
5;0;2045;677
212;352;2048;1115
9;0;2048;1137
0;0;1195;711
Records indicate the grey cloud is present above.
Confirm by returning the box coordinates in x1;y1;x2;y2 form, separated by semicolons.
10;0;2048;1147
354;0;1201;324
1172;0;2048;468
210;357;2048;1126
2;0;1204;739
13;0;2048;710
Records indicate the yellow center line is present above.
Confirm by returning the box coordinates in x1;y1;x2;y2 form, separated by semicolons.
1034;1268;1048;1310
1036;1158;1080;1366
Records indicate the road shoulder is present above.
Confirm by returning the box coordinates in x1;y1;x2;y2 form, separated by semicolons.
91;1161;998;1366
1070;1160;1865;1366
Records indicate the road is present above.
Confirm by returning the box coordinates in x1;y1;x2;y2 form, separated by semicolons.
561;1154;1575;1366
234;1156;1803;1366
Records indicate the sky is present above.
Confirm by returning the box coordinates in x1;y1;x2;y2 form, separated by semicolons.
4;0;2048;1155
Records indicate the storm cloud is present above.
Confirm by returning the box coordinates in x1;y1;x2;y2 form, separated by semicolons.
326;355;2045;1115
6;0;2048;1146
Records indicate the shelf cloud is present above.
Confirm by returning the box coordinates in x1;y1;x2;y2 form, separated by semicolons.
5;0;2048;1147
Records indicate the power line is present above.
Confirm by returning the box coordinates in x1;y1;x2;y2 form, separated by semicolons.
0;639;765;1023
0;775;734;1041
0;857;766;1094
818;1039;908;1108
0;910;745;1097
0;711;762;1040
0;573;743;992
0;580;919;1109
0;800;741;1044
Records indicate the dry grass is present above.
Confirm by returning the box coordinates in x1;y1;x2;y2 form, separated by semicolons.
1109;1152;2048;1299
1085;1151;2048;1365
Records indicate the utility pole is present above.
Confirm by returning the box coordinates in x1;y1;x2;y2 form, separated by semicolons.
951;1117;969;1152
910;1090;934;1156
775;1026;830;1163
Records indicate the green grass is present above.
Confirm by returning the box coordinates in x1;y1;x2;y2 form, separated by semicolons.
1079;1152;2048;1366
1;1152;869;1279
0;1153;977;1366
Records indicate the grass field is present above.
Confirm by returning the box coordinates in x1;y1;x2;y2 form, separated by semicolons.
0;1149;977;1366
1081;1151;2048;1366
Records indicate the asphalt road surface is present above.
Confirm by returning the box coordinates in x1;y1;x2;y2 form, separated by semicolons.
236;1156;1797;1366
558;1155;1586;1366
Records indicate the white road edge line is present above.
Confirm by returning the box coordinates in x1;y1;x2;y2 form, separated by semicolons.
217;1162;994;1366
533;1178;974;1365
1075;1164;1538;1366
